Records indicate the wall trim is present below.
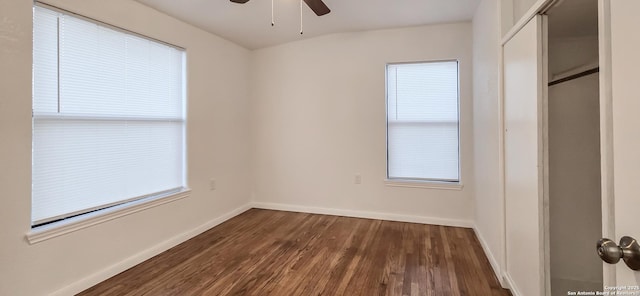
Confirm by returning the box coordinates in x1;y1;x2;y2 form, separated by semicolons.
503;272;522;296
250;202;473;228
49;202;253;296
384;179;464;190
27;189;192;244
473;226;505;288
501;0;556;45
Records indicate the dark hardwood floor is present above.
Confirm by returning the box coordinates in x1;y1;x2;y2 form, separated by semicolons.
79;209;511;296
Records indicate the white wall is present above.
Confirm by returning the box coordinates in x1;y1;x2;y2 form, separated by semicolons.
500;0;539;37
512;0;539;27
250;23;475;226
548;73;602;295
548;36;599;78
0;0;252;295
501;0;515;37
513;0;539;24
472;0;505;285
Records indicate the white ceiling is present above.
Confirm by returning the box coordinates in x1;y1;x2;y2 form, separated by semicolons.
135;0;481;49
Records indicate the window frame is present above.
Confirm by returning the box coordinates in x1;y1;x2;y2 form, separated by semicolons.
28;3;190;243
384;60;462;188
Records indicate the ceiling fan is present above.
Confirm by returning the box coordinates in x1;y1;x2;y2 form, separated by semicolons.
230;0;331;16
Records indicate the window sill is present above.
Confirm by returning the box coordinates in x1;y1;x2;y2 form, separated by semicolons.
384;179;464;190
26;188;191;245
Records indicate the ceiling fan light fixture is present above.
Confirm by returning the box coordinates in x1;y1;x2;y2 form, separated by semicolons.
229;0;330;17
230;0;329;34
303;0;330;16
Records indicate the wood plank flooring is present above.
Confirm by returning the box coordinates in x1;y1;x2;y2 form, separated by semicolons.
79;209;511;296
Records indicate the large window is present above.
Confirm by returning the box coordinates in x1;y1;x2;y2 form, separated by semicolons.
386;61;460;182
32;6;186;227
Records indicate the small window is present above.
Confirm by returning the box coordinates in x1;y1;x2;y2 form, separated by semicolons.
32;6;186;227
386;61;460;182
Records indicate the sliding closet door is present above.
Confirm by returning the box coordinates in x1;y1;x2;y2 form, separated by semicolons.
503;15;546;296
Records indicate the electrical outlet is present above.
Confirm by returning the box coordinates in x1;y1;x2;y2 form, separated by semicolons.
209;179;216;191
354;174;362;184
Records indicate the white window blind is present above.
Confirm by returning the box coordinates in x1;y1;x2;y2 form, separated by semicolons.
32;6;186;226
386;61;460;182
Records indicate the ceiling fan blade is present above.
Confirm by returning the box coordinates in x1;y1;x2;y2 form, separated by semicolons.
303;0;330;16
230;0;250;3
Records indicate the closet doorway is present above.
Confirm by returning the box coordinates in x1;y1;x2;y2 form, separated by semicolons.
546;0;602;294
504;0;640;294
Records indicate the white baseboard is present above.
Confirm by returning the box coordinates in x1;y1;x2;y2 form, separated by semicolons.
50;203;253;296
250;202;473;228
472;226;505;288
503;272;522;296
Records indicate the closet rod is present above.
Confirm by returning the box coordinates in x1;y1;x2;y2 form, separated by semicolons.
548;67;599;86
